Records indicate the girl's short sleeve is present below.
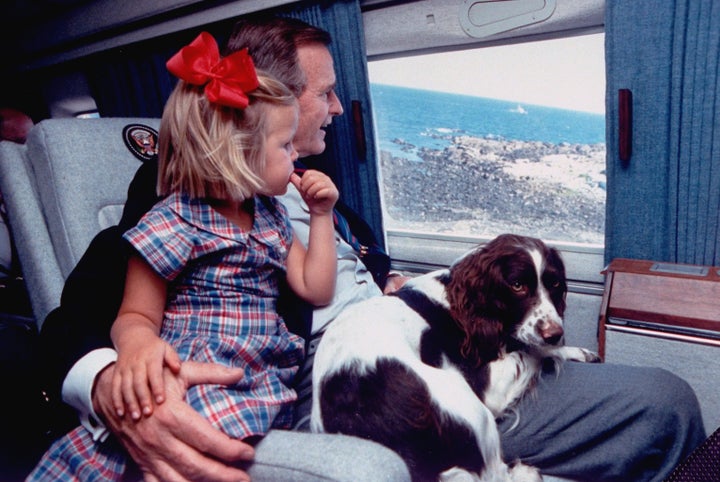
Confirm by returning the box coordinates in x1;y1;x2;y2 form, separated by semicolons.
123;206;195;281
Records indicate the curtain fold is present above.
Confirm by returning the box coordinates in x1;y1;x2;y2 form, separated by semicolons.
85;45;178;118
605;0;720;265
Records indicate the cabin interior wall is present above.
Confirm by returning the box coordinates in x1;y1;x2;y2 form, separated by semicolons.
362;0;605;59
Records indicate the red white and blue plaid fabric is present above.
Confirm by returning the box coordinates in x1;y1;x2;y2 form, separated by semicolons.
29;193;304;481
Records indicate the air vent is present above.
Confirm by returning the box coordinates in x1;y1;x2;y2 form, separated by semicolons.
459;0;557;38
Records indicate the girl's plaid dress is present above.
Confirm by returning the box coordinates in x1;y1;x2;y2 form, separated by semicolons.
29;192;305;481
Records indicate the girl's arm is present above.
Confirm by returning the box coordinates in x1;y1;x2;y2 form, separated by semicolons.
110;255;181;419
286;170;338;306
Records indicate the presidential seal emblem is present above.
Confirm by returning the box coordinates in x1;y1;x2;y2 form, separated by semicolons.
122;124;159;162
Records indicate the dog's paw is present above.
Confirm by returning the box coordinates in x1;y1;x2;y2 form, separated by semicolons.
578;347;601;363
439;466;481;482
556;346;601;363
508;461;542;482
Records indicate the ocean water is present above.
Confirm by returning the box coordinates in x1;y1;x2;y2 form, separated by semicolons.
370;84;605;160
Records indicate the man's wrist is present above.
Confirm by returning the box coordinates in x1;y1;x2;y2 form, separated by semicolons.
62;347;117;441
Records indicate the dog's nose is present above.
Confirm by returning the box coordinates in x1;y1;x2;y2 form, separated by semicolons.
538;320;564;345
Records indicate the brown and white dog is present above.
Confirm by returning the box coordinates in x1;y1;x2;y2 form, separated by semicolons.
310;233;599;482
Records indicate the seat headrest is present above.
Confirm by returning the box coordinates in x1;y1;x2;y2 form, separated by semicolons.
26;117;160;275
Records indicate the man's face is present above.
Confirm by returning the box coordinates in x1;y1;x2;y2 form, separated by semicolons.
294;44;344;157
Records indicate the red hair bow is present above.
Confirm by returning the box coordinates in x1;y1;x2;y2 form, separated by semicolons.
166;32;260;109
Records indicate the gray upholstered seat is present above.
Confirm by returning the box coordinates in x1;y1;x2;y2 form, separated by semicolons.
1;138;63;326
0;117;158;326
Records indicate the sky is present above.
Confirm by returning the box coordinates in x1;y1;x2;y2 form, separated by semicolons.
367;33;606;114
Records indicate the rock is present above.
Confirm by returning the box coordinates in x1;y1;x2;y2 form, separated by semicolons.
382;136;606;244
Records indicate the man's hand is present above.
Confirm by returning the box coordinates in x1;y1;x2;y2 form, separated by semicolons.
94;361;255;482
383;274;411;294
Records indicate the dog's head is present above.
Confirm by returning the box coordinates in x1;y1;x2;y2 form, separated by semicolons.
446;233;567;366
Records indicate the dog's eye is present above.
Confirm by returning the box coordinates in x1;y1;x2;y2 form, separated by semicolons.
511;281;526;292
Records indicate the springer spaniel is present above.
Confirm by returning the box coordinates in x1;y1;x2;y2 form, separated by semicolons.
310;233;599;482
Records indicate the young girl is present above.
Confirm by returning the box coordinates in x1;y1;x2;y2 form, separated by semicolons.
29;31;337;481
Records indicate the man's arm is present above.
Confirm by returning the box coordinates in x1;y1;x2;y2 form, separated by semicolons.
38;159;160;433
39;226;131;434
93;362;254;482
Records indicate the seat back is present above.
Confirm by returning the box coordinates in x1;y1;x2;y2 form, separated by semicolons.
0;141;63;324
0;117;160;327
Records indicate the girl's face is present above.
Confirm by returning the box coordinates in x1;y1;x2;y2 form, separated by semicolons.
260;103;299;196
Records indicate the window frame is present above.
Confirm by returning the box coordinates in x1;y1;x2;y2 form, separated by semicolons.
362;0;607;288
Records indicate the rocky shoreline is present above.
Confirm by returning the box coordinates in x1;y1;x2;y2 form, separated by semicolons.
380;135;606;244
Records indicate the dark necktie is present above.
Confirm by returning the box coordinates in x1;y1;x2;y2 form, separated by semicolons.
331;209;369;257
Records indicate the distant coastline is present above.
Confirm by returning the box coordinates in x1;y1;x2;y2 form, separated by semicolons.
381;134;606;244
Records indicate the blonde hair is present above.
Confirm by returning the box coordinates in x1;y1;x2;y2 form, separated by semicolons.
157;72;297;201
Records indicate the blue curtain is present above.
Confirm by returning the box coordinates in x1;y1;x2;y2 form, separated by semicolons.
605;0;720;265
84;24;235;118
85;48;177;118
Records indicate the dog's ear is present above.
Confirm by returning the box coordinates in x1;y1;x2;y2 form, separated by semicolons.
446;247;504;366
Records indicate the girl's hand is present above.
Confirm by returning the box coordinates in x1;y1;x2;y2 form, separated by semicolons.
111;336;182;420
93;362;253;482
290;170;338;215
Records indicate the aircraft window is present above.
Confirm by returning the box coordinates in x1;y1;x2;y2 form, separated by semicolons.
75;111;100;119
369;33;605;248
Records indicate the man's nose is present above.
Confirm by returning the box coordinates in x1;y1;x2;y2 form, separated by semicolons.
329;90;343;116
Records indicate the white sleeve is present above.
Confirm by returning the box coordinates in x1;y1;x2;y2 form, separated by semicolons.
61;347;118;442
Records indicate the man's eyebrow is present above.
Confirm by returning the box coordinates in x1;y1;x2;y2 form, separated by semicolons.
320;77;337;90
